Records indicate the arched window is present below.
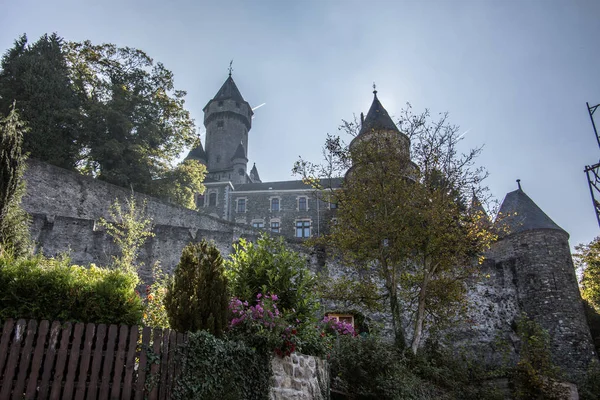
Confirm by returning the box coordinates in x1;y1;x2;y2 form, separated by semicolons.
209;192;217;206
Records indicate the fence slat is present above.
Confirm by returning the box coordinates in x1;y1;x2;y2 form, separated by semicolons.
165;330;177;399
0;319;15;375
148;328;162;400
74;323;96;400
38;320;62;400
98;324;118;400
110;325;129;400
62;323;85;400
121;326;138;400
134;327;152;400
24;320;50;399
87;324;107;400
11;319;38;400
0;319;27;399
49;322;73;399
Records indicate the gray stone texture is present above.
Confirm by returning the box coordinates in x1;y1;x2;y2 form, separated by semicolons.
270;354;329;400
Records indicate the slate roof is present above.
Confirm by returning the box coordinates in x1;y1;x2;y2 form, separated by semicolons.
231;142;247;160
494;189;566;237
359;91;400;135
185;140;207;162
250;163;261;181
213;76;245;103
235;177;343;192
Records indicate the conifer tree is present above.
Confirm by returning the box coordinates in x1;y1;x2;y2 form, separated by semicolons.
164;240;229;335
0;106;31;255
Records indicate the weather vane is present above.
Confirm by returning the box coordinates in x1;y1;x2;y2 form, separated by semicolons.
372;82;377;94
228;60;234;77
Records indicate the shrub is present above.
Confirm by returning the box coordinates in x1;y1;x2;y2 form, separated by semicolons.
142;262;170;328
226;234;317;323
0;253;142;325
164;240;229;335
173;330;271;400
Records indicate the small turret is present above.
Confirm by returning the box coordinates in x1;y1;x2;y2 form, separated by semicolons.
250;163;261;183
231;142;248;184
185;139;208;165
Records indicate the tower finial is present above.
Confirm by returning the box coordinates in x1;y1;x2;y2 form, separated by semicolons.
516;179;522;190
228;59;234;77
372;82;377;95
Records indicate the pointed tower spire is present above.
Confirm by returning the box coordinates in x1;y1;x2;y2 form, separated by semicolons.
185;139;208;164
494;187;566;237
358;87;400;136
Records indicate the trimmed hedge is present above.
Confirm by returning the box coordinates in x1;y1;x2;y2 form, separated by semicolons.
0;254;142;325
173;331;272;400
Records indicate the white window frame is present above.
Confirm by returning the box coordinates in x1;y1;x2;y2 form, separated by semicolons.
270;219;281;233
297;196;309;211
236;197;247;213
295;219;311;238
270;196;281;212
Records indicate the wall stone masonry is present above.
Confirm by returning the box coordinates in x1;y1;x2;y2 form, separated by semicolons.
270;353;329;400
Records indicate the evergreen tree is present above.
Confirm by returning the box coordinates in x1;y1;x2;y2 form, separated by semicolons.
164;240;229;335
0;34;81;170
0;106;31;256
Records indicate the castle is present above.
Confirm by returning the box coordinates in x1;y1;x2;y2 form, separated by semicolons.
21;73;597;380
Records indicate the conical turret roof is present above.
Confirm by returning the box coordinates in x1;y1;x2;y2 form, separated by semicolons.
231;142;247;161
494;188;566;237
250;163;261;181
186;140;207;162
359;90;400;135
213;76;245;103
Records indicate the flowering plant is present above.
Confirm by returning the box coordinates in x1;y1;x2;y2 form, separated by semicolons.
229;293;298;357
322;316;357;337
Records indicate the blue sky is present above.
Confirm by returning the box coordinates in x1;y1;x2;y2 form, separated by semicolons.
2;0;600;248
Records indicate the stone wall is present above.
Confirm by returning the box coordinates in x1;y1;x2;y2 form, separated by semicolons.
270;353;329;400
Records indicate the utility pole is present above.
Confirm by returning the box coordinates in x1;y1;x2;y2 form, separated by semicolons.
584;102;600;228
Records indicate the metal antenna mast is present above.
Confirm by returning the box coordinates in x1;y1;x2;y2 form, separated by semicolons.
584;101;600;228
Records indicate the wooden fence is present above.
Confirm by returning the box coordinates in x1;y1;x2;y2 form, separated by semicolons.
0;319;187;400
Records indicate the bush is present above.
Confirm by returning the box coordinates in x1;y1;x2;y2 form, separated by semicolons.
226;234;317;323
164;240;229;335
173;330;271;400
0;253;142;325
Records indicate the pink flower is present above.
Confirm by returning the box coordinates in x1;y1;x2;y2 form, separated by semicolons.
257;293;262;299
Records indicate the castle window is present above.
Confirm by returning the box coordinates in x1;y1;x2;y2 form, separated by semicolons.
209;192;217;206
239;168;244;176
236;102;240;108
271;221;280;233
298;197;307;211
216;155;221;163
218;100;224;107
217;120;224;128
271;198;280;212
196;194;205;208
295;220;310;238
237;198;246;213
252;221;264;229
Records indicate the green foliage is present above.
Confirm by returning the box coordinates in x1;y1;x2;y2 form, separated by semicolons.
98;195;154;275
142;263;170;328
0;253;142;324
512;313;567;400
165;240;229;335
330;335;503;400
0;106;31;256
65;40;196;193
154;158;207;210
579;361;600;400
0;34;81;170
173;330;271;400
225;234;318;323
575;236;600;312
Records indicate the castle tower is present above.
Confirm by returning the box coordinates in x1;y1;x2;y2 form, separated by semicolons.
203;73;253;182
491;186;597;378
347;88;415;180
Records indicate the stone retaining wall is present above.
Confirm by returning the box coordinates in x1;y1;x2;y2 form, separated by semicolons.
270;353;329;400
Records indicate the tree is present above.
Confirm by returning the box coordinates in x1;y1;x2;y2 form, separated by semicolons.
0;105;31;256
225;234;318;323
575;237;600;311
164;240;229;335
65;41;196;193
154;158;207;210
98;194;155;275
294;104;495;353
0;34;82;170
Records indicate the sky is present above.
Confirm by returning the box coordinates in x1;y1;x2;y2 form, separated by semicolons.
1;0;600;249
